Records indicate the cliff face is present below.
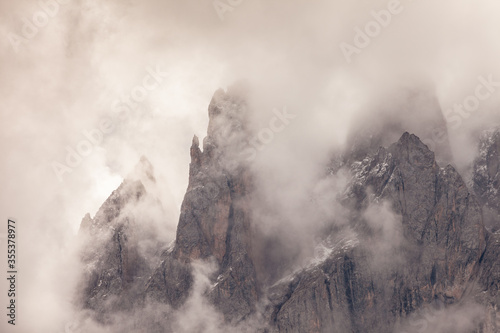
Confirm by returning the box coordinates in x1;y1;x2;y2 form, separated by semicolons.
77;89;500;332
267;133;486;332
344;89;454;166
145;88;261;323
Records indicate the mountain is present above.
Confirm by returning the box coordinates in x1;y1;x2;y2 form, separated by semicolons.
146;87;262;324
77;156;167;323
266;132;485;332
344;88;454;166
76;89;500;332
473;128;500;232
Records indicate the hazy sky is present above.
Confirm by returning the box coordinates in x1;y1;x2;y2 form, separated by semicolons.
1;0;500;331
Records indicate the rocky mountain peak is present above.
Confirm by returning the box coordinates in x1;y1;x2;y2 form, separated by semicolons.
79;212;93;234
144;88;261;323
79;155;156;234
389;131;436;168
189;135;202;171
203;87;249;166
191;134;200;148
346;89;453;166
75;90;500;332
79;179;147;234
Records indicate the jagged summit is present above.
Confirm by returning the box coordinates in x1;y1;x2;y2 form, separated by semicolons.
398;131;425;144
130;155;156;183
75;90;500;332
190;87;254;175
79;212;93;234
389;131;436;167
473;127;500;231
78;180;147;233
191;135;199;147
76;156;167;323
78;156;156;233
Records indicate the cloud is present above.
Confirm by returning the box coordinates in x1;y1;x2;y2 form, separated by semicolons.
172;260;226;333
362;200;405;272
1;0;500;331
396;300;484;333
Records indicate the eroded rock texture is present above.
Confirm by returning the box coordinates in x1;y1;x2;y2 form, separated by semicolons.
77;89;500;333
145;87;262;324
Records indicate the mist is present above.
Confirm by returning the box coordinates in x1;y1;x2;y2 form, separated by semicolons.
1;0;500;331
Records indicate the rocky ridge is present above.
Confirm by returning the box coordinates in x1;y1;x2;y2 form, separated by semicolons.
77;89;500;332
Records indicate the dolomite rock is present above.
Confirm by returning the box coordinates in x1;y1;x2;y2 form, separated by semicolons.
78;157;166;323
77;89;500;333
473;128;500;232
146;87;261;323
265;132;486;332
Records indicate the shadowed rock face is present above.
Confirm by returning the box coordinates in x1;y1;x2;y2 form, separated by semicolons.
473;128;500;232
345;89;454;167
78;89;499;332
146;88;261;323
265;132;485;333
78;158;163;322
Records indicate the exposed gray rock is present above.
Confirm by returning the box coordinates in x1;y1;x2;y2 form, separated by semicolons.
76;89;499;333
265;132;486;332
473;128;500;232
476;231;500;332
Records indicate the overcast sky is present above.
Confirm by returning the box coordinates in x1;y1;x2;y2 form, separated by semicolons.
1;0;500;331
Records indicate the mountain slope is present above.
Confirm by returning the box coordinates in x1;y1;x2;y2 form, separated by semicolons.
77;157;167;323
473;128;500;232
266;132;485;332
76;89;499;333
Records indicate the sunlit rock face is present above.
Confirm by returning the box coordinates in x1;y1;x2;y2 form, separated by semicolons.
77;89;499;332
